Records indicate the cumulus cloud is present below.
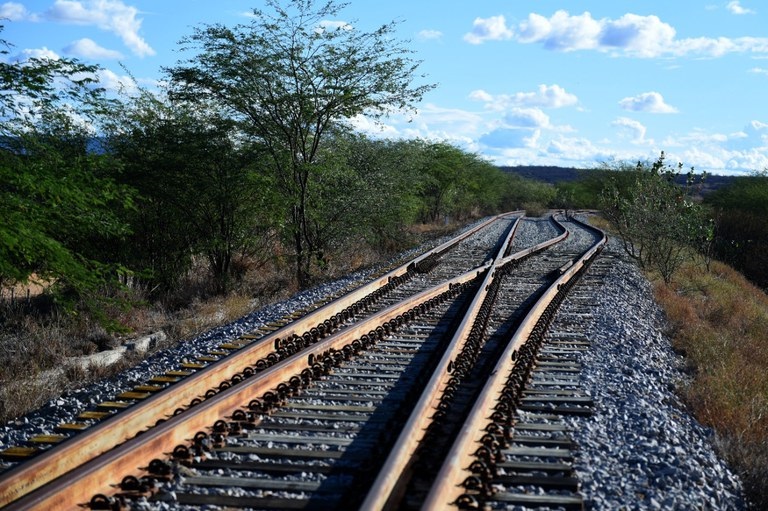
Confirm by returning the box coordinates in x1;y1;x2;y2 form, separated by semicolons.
497;9;768;58
546;136;606;160
619;92;678;114
0;1;36;21
480;127;540;149
519;11;603;51
504;108;550;129
94;68;136;93
655;122;768;173
470;84;578;110
726;120;768;151
727;1;755;15
417;29;443;41
64;38;123;59
464;15;514;44
612;117;649;144
317;20;352;32
45;0;154;57
14;46;61;61
749;67;768;76
513;84;578;108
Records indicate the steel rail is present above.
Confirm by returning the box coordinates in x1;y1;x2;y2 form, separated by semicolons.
2;262;492;511
0;212;519;508
420;215;606;510
359;215;569;510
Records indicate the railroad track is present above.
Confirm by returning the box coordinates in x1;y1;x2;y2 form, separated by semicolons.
0;212;606;510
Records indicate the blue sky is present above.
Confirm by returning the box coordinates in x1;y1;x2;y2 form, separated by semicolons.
2;1;767;175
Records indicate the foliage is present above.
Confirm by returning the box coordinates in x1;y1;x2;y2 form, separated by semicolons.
501;172;556;213
601;152;708;283
0;27;133;305
552;169;610;210
106;90;278;294
654;259;768;509
705;172;768;289
166;0;434;286
316;133;421;253
396;141;524;223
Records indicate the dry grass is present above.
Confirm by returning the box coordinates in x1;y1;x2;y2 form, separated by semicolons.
654;259;768;509
0;223;457;424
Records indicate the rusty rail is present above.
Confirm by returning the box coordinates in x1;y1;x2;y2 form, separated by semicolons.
0;213;521;509
419;215;605;510
3;264;492;510
360;215;571;510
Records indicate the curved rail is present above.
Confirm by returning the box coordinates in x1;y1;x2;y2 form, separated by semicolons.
360;215;570;510
419;214;606;510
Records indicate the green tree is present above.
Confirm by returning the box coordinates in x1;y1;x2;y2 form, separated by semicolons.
705;172;768;288
107;91;278;294
500;172;556;214
601;152;706;283
167;0;434;286
0;28;133;303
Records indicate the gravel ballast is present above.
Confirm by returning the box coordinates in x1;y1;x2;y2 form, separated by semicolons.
565;236;746;510
0;216;748;509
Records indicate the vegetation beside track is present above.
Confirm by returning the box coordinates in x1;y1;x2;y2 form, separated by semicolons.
575;163;768;508
653;259;768;510
0;221;465;423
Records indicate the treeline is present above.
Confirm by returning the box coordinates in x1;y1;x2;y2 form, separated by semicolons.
706;174;768;289
0;2;556;326
551;159;768;290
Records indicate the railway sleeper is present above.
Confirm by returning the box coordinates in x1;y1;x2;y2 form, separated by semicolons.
488;491;584;511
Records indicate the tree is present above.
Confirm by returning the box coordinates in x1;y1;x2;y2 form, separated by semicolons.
601;152;706;283
705;172;768;288
166;0;434;286
107;91;278;295
0;27;133;304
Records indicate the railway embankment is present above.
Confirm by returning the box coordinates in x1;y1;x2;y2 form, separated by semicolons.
0;215;753;509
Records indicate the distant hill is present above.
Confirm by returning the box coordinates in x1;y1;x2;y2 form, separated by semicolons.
500;166;583;184
500;165;737;195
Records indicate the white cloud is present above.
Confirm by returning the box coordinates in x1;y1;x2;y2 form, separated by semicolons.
544;135;616;164
612;117;650;144
749;67;768;76
64;38;123;59
503;10;768;58
0;1;36;21
94;68;136;93
464;15;513;44
655;122;768;173
356;99;765;174
480;127;540;149
470;84;578;110
519;11;602;51
353;103;486;147
513;84;578;108
619;92;678;114
504;108;550;129
468;90;494;103
726;120;768;151
600;13;677;58
45;0;154;57
348;114;400;138
14;47;61;62
727;1;755;15
417;29;442;41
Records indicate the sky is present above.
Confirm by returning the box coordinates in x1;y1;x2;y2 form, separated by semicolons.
1;0;767;175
